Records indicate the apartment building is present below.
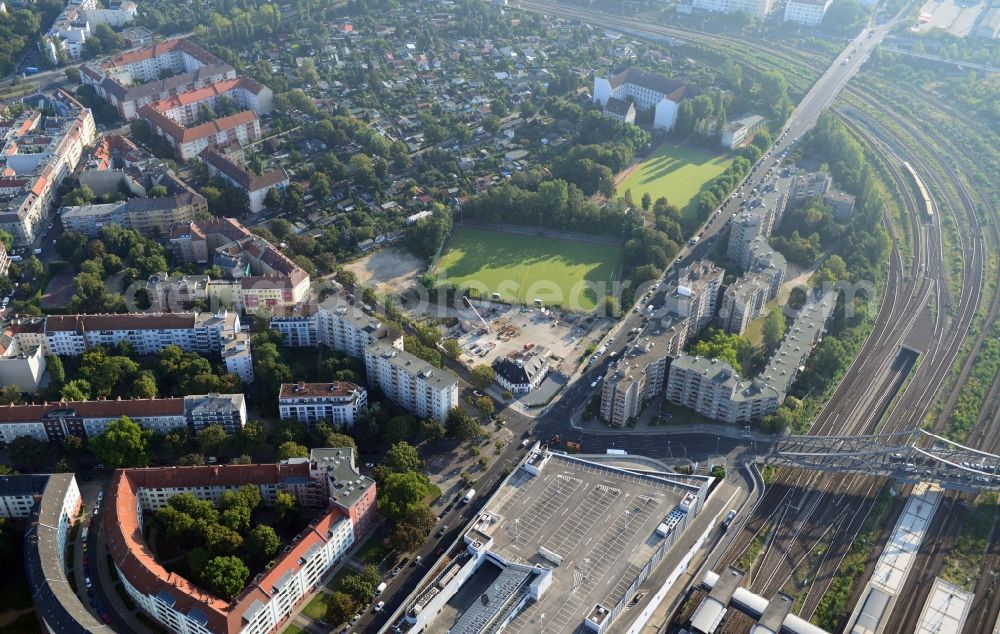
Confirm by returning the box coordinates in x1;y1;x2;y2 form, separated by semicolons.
718;237;787;335
721;114;765;149
5;473;104;632
0;91;96;245
106;449;373;634
0;393;247;443
61;193;204;237
269;304;319;347
599;337;669;426
8;311;254;383
600;366;645;427
81;38;238;120
784;0;833;25
314;302;404;359
668;290;836;423
170;218;310;314
137;75;271;160
364;341;460;422
593;67;699;131
278;381;368;428
201;148;290;213
692;0;776;18
790;169;832;204
43;0;136;62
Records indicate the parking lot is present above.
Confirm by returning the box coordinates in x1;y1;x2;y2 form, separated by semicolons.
478;455;691;633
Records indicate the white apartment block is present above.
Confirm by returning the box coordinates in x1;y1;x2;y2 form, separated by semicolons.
668;290;836;423
8;311;253;383
43;0;136;63
270;305;319;347
784;0;833;25
278;382;368;428
692;0;776;18
364;342;459;422
600;367;644;427
315;303;404;359
0;393;246;443
593;68;698;131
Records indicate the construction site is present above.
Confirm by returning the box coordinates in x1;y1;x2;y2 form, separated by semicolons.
449;299;611;378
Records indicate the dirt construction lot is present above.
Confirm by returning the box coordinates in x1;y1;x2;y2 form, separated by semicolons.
345;247;424;296
457;306;609;376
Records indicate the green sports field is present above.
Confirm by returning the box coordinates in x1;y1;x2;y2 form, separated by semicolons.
433;227;621;312
617;143;732;221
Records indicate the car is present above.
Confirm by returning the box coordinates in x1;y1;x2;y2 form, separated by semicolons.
89;596;98;608
375;601;385;612
85;577;92;588
390;566;401;577
364;462;374;468
521;439;531;448
472;390;483;397
83;555;88;565
435;546;446;556
413;555;422;566
101;613;112;624
82;543;88;552
352;614;361;624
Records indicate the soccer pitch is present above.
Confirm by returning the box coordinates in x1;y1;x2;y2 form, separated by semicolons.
617;143;732;221
433;227;622;312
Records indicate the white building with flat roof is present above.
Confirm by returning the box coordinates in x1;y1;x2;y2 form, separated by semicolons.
784;0;833;25
278;381;367;428
364;342;459;422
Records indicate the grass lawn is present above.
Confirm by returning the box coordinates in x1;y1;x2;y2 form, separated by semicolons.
301;593;329;622
618;143;732;222
433;227;622;312
281;625;305;634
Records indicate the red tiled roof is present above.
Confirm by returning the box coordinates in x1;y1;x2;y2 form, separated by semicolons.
104;464;347;634
0;398;184;423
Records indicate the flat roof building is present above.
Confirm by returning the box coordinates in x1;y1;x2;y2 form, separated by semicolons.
278;381;368;428
392;447;712;633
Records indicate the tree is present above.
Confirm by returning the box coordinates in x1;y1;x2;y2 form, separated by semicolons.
247;525;280;561
0;385;20;405
131;371;158;399
276;441;309;461
10;436;48;471
156;505;196;540
441;338;462;360
221;504;251;534
176;453;207;466
475;396;495;419
197;424;228;456
420;420;446;444
327;591;356;626
340;573;377;605
383;441;423;473
200;556;249;599
446;408;480;441
762;309;787;350
264;187;282;212
641;192;652;211
377;471;432;522
469;365;494;390
202;521;243;555
89;416;152;468
274;491;298;521
390;504;436;552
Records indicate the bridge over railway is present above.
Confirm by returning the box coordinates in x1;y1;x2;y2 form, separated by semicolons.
765;428;1000;492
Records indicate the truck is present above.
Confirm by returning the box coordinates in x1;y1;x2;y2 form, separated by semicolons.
375;582;387;595
462;488;476;504
24;67;39;75
32;248;42;255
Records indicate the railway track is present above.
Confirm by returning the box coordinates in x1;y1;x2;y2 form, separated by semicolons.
510;2;1000;627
